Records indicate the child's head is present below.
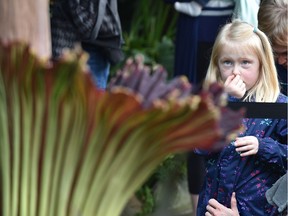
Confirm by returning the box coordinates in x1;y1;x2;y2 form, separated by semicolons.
205;20;280;102
258;0;287;69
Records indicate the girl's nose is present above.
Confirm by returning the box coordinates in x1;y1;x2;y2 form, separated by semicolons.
232;66;241;75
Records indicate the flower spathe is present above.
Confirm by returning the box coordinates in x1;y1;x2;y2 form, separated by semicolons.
0;43;243;216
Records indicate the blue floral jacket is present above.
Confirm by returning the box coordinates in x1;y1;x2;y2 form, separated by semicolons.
196;94;288;216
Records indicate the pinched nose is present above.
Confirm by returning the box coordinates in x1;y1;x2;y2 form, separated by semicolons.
232;66;241;76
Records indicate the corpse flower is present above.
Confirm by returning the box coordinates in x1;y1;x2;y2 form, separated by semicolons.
0;43;243;216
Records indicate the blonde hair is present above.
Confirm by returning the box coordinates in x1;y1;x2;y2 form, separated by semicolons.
204;20;280;102
258;0;288;48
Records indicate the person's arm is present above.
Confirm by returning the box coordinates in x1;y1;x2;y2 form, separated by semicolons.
233;118;287;172
233;0;260;26
256;135;287;171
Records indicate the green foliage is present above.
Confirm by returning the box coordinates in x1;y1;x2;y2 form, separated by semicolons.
118;0;178;78
135;154;188;215
153;154;187;184
136;185;155;216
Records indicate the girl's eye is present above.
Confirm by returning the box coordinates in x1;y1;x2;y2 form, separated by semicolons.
242;60;251;68
223;61;232;66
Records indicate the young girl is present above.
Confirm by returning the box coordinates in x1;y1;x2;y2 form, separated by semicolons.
197;20;288;216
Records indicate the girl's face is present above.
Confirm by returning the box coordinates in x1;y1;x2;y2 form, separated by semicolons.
218;45;260;90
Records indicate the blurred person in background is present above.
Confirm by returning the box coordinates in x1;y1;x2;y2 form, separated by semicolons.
50;0;124;90
258;0;287;95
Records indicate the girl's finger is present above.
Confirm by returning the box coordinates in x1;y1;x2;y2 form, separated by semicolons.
205;212;213;216
240;149;257;157
236;145;251;152
206;205;215;213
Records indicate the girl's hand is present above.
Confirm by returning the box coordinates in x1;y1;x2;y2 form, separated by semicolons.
205;192;239;216
234;136;259;157
224;75;246;99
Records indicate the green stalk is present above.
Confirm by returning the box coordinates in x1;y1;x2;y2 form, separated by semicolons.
30;97;45;216
11;83;20;216
101;107;210;215
99;128;168;216
109;155;165;216
38;91;59;216
80;105;143;214
69;93;132;212
67;114;105;213
0;73;11;216
92;113;160;216
45;89;67;216
87;133;144;215
60;103;87;215
22;53;39;216
20;90;33;216
56;103;86;216
48;102;72;216
91;106;191;215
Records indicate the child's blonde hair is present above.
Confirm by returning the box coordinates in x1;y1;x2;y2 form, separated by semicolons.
204;20;280;102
